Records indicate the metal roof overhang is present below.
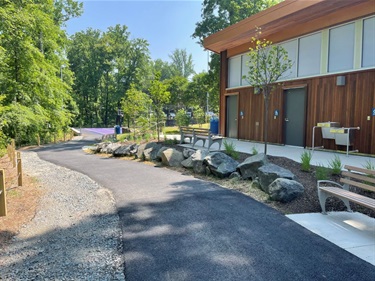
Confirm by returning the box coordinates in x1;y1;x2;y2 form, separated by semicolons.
203;0;375;55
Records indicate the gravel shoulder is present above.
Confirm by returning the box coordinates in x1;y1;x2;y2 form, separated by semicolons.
0;151;125;280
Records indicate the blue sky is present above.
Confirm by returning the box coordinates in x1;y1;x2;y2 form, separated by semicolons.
65;0;209;73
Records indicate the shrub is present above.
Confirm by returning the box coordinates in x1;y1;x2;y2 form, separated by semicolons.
315;164;330;181
252;146;258;155
300;150;312;172
328;155;343;175
164;137;178;145
223;140;239;160
176;109;190;127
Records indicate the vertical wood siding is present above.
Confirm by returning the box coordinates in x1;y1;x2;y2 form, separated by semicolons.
222;69;375;154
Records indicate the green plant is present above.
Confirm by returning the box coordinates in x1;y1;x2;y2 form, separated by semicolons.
223;140;239;160
300;150;312;172
164;138;178;145
175;109;190;127
315;164;330;181
363;160;375;171
251;146;258;155
328;155;343;175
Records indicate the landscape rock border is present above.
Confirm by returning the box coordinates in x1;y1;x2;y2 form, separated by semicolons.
90;141;305;203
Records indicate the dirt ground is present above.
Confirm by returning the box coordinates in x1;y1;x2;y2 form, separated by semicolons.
0;154;44;248
1;142;374;248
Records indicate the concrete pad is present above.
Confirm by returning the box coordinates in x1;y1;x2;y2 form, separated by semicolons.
287;212;375;266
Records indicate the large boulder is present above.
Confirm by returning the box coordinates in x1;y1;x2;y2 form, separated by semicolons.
113;143;138;157
102;142;121;154
181;157;193;168
183;148;196;159
191;150;209;174
268;178;304;202
136;142;160;160
156;147;169;161
204;152;239;178
161;148;184;167
144;144;162;161
96;142;109;153
237;153;268;180
258;163;296;193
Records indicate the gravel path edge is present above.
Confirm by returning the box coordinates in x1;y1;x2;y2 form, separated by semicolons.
0;151;125;281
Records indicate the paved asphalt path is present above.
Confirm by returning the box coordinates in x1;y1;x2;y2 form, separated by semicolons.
33;135;375;281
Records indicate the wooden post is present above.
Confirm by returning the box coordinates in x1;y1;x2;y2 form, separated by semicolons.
37;134;41;146
17;152;23;187
0;169;7;216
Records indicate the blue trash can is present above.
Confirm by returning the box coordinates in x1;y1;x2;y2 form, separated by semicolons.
115;125;121;134
210;117;219;135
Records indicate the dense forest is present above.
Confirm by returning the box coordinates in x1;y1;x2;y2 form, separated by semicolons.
0;0;280;149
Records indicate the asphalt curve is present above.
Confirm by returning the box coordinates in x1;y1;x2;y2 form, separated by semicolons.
34;137;375;281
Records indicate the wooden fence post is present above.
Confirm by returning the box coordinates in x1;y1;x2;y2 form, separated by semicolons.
0;169;7;216
37;134;41;146
17;152;23;187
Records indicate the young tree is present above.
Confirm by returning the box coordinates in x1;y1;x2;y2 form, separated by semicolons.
148;72;170;141
121;85;151;139
243;31;292;155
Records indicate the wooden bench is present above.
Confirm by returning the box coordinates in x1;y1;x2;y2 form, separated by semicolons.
180;126;223;150
317;165;375;214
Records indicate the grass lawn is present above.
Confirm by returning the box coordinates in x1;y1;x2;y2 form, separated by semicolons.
164;123;209;134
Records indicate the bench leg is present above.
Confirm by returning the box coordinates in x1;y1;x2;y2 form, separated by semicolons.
318;189;328;215
342;199;353;213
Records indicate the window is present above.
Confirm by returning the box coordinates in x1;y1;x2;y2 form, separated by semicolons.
362;17;375;68
298;33;321;77
228;56;241;87
241;54;250;86
328;23;355;72
279;40;297;80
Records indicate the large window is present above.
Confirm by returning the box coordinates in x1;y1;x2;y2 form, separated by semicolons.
298;33;321;77
328;23;355;72
226;18;374;89
279;40;297;80
241;54;250;86
228;56;241;88
362;17;375;68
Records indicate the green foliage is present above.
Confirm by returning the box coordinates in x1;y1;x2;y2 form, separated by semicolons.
363;160;375;171
169;49;195;78
194;106;206;126
0;0;81;146
328;155;343;175
192;0;281;117
164;138;179;145
164;76;189;110
251;146;258;155
300;150;312;172
315;164;330;181
176;109;190;127
223;140;239;160
68;25;151;127
122;85;151;139
148;72;170;141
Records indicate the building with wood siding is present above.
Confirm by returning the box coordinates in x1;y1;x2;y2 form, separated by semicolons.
203;0;375;155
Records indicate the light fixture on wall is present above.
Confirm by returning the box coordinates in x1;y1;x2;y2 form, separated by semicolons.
336;76;346;86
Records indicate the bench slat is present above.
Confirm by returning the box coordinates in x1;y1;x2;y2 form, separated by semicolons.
320;186;375;210
345;165;375;176
340;178;375;192
341;171;375;184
